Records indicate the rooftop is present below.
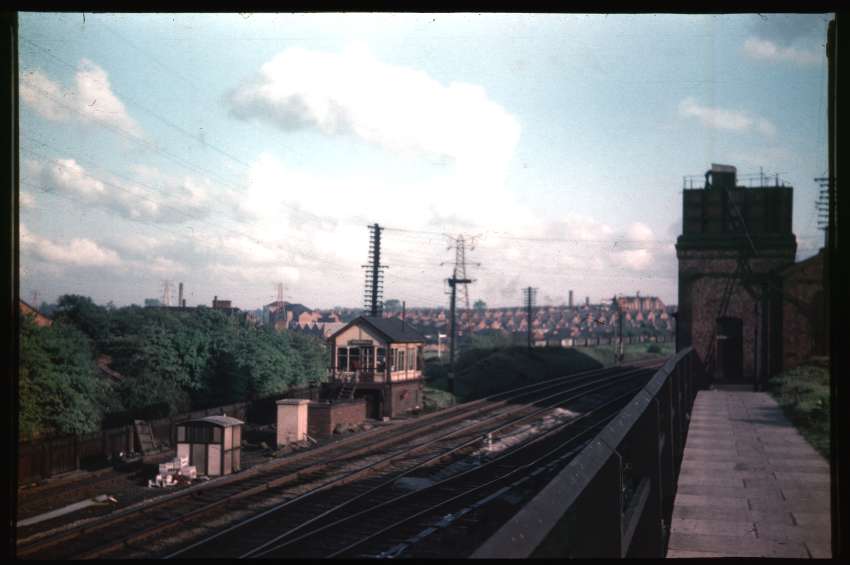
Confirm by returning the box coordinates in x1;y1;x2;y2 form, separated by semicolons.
186;415;244;427
336;316;427;343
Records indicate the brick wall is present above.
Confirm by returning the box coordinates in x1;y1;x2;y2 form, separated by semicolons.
386;381;423;418
782;251;826;369
307;399;367;438
677;251;794;381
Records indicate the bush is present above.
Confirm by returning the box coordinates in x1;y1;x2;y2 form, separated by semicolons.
767;362;830;458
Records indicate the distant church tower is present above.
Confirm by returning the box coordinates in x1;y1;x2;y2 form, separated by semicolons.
676;164;796;386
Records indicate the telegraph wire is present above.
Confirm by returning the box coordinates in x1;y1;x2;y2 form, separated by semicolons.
19;177;360;277
19;57;336;228
22;38;254;173
21;133;320;249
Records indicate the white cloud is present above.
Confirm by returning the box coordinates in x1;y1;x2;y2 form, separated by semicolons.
20;60;143;137
743;37;822;66
227;44;521;172
618;248;653;270
678;97;776;137
24;157;213;224
626;222;654;243
19;191;36;209
20;224;122;267
138;256;187;275
19;69;67;121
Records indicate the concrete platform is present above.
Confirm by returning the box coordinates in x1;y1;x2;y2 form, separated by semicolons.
666;390;831;559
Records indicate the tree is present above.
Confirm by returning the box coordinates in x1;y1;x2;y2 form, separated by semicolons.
19;314;117;439
383;299;402;312
54;294;111;346
25;296;330;430
473;299;487;311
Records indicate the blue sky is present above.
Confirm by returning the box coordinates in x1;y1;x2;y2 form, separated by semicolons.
18;13;831;310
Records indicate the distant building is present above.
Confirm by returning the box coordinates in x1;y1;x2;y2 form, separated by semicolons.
264;300;315;331
18;299;52;327
211;295;239;315
617;295;666;313
144;298;162;307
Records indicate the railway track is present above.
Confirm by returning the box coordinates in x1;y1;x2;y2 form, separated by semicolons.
17;360;662;560
161;364;654;559
216;373;652;559
17;469;131;519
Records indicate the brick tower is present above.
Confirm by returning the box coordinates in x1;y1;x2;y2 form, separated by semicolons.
676;164;797;387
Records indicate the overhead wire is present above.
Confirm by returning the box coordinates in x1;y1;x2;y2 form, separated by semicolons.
19;33;697;307
20;133;321;250
19;40;344;228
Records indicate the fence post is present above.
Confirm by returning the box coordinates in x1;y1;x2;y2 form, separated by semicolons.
628;399;665;557
572;453;622;558
42;441;50;480
660;379;676;531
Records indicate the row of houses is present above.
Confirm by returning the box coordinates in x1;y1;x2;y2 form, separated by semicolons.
136;291;674;343
275;297;675;342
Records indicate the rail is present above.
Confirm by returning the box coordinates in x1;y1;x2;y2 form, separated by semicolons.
471;346;705;558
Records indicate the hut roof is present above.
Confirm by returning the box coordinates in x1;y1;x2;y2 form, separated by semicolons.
187;415;244;427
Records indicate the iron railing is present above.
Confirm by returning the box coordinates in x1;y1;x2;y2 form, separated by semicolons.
471;347;705;558
334;370;382;383
683;173;789;190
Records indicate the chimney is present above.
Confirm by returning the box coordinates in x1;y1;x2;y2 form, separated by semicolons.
568;290;573;308
178;282;184;308
585;296;590;307
402;301;406;331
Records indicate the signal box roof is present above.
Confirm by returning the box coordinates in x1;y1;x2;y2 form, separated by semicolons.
329;316;426;343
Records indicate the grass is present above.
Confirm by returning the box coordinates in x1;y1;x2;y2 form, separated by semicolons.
421;383;456;413
421;341;675;408
766;360;830;459
580;341;674;368
424;346;603;403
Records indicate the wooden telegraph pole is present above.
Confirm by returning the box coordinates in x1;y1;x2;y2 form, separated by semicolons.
447;272;472;395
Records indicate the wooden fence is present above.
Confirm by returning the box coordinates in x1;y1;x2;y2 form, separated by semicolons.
17;380;328;486
19;401;248;485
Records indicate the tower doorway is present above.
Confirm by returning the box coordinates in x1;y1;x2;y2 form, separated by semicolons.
715;317;744;382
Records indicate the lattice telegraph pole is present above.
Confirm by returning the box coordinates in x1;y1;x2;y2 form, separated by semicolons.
362;223;387;317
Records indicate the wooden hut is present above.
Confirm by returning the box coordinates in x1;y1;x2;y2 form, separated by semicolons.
175;415;243;477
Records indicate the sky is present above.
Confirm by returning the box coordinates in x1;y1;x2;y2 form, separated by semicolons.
18;12;832;310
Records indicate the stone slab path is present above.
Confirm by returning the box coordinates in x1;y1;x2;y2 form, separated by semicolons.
666;389;831;558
